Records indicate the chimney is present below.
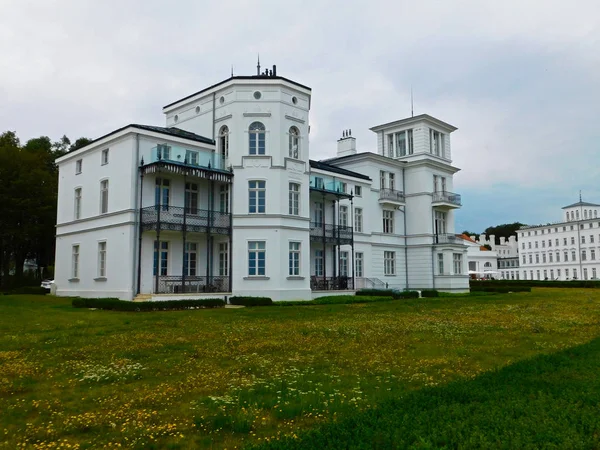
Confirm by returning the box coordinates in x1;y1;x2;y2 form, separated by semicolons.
337;129;357;157
500;236;506;245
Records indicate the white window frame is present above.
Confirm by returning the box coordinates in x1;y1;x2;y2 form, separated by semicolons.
339;205;348;228
72;244;80;279
101;149;109;165
430;129;444;156
383;210;394;234
355;186;362;197
354;208;363;233
75;159;82;174
289;242;301;276
153;241;169;276
340;251;349;276
355;252;363;277
289;183;300;216
288;126;300;159
384;251;395;275
219;185;230;214
453;253;463;275
315;249;324;277
184;242;198;276
437;253;444;275
248;180;266;214
219;242;229;277
74;187;82;220
248;241;266;276
185;182;198;214
100;179;109;214
249;122;266;155
97;241;107;278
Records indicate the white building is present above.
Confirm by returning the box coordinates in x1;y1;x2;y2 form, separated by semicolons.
54;66;469;301
474;234;519;280
459;234;499;278
519;200;600;281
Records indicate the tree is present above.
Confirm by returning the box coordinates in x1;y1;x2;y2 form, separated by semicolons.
484;222;526;244
69;137;92;152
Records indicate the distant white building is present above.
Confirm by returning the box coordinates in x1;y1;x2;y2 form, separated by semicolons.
459;234;498;278
475;234;519;280
518;200;600;281
54;66;469;301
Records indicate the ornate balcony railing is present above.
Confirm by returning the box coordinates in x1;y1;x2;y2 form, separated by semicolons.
141;206;231;235
379;188;405;203
310;276;354;291
432;191;462;207
309;222;353;245
156;275;230;294
434;233;462;244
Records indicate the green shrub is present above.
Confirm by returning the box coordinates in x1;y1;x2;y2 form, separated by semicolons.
393;290;420;299
275;295;399;306
8;286;48;295
421;289;439;297
470;280;600;289
229;296;273;306
356;289;396;297
72;297;224;311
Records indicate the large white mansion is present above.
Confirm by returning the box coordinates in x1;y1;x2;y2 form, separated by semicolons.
54;66;469;301
518;200;600;281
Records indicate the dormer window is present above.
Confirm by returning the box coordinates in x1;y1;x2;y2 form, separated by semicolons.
386;130;413;157
430;129;444;157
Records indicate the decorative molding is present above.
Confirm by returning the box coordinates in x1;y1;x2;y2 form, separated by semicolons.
68;278;80;282
243;276;271;280
285;114;305;124
94;277;107;282
214;114;232;123
286;276;305;280
243;112;271;118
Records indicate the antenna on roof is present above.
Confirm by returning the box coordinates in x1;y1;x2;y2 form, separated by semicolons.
580;190;582;202
231;64;234;77
257;53;261;76
411;86;414;117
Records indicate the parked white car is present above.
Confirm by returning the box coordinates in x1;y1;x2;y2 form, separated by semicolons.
41;279;54;290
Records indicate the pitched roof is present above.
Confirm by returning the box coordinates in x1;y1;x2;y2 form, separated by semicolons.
562;201;600;209
309;160;371;181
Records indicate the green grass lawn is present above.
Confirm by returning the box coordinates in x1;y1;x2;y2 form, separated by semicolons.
1;289;599;449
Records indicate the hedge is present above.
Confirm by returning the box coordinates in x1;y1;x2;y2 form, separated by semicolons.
420;290;439;297
3;286;48;295
72;297;225;311
357;289;420;299
470;285;531;293
229;296;273;306
470;280;600;289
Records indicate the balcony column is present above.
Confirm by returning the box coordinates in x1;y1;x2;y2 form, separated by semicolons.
155;192;161;295
228;183;233;294
350;193;355;290
136;167;144;295
181;172;187;293
332;199;337;280
322;193;326;285
206;176;213;285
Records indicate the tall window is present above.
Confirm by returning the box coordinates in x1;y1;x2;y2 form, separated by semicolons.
289;126;300;159
384;251;395;275
591;249;596;260
249;181;266;213
101;149;109;165
97;242;106;278
100;180;109;214
155;178;170;210
184;242;197;276
355;186;362;197
249;122;266;155
340;251;349;276
388;173;395;191
572;250;576;261
157;144;171;160
219;185;229;213
72;245;80;278
434;210;447;235
437;253;444;275
74;188;82;220
339;206;348;227
219;126;229;163
248;241;266;276
219;242;229;276
75;159;82;174
593;268;597;279
153;241;169;276
430;129;444;156
185;183;198;214
380;171;385;189
387;134;394;157
453;253;463;274
582;250;587;261
315;250;324;276
354;208;363;233
355;252;363;277
573;268;578;279
185;150;199;165
289;183;300;215
582;235;586;244
289;242;300;276
395;129;413;157
313;202;324;226
383;210;394;234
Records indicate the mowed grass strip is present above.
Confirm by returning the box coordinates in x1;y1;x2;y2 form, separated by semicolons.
0;288;599;449
252;336;600;449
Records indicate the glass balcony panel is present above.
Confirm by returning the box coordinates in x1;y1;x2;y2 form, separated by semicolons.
150;145;228;171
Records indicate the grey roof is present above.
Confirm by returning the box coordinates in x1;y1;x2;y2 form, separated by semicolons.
370;114;457;132
309;160;371;181
561;201;600;209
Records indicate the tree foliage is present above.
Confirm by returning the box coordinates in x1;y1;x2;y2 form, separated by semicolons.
484;222;526;244
0;131;91;288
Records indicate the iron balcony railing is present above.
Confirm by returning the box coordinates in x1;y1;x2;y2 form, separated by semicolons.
432;191;462;206
156;275;230;294
379;188;405;203
434;233;462;244
310;276;354;291
309;222;353;244
141;206;231;235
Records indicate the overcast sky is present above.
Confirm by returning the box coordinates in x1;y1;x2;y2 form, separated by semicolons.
2;0;599;232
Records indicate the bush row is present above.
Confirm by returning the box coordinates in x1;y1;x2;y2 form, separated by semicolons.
471;285;532;293
229;296;273;306
276;295;396;306
356;289;429;299
0;286;48;296
470;280;600;289
72;297;225;311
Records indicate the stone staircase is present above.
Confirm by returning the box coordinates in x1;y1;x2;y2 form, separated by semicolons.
133;294;153;302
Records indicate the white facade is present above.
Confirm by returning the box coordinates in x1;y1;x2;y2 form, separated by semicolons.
518;201;600;281
54;68;469;301
458;235;499;278
474;234;519;280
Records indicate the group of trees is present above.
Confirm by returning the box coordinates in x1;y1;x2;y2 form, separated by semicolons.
0;132;91;288
462;222;526;244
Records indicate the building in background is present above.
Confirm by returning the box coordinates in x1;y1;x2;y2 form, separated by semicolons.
518;200;600;280
459;234;498;279
474;234;519;280
54;65;469;301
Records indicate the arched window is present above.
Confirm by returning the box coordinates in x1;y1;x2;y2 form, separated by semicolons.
585;209;588;219
248;122;266;155
219;125;229;167
289;126;300;159
484;262;492;268
576;210;580;220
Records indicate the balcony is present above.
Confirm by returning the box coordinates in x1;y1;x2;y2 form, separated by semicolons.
141;206;231;235
309;175;352;198
432;191;461;209
379;188;405;206
156;275;230;294
434;233;463;245
309;222;353;245
310;276;354;291
141;145;232;183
